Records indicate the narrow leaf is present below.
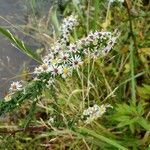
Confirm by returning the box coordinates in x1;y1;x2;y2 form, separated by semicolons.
0;26;42;63
77;127;128;150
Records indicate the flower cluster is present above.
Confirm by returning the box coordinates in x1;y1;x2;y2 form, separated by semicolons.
75;31;117;57
82;104;113;124
5;15;119;118
7;15;119;111
60;15;78;44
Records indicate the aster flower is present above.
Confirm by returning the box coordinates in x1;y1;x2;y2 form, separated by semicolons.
91;50;100;58
39;63;51;73
82;104;113;124
59;52;70;63
101;30;120;56
34;67;43;75
70;55;83;68
61;65;72;78
50;65;63;76
50;58;61;66
69;43;78;53
42;53;54;64
87;31;97;43
60;15;78;44
53;43;62;53
9;81;23;92
61;15;78;31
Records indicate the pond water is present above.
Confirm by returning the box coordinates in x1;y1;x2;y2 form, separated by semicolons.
0;0;58;98
0;0;38;98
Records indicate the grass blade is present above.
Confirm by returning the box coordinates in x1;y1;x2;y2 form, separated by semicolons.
0;26;42;63
77;127;128;150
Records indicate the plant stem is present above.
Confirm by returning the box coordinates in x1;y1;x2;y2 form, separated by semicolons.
125;0;138;104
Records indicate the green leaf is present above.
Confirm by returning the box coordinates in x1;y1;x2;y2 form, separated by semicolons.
0;26;42;63
138;117;150;131
50;8;60;35
137;84;150;100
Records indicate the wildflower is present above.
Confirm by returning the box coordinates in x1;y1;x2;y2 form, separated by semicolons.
83;49;88;55
91;50;100;58
69;43;78;53
50;65;63;76
50;58;61;66
39;63;51;73
53;42;63;53
34;66;43;74
9;81;23;92
70;55;83;68
61;15;78;31
59;52;70;63
60;15;78;44
101;30;120;56
87;31;97;43
82;104;112;124
62;65;72;78
42;53;54;64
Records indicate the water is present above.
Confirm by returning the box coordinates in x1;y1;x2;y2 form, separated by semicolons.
0;0;35;98
0;0;58;98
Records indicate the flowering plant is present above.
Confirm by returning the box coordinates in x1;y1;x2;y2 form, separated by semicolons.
0;15;119;123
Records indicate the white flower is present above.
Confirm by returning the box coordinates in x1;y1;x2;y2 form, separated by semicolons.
34;63;51;74
34;67;43;74
69;43;78;53
34;63;52;75
42;53;54;64
70;55;83;68
98;31;112;40
9;81;23;92
59;52;70;63
50;58;61;66
87;31;97;42
82;104;112;124
39;63;51;73
101;36;118;56
91;50;100;58
54;43;62;53
62;65;72;78
60;15;78;43
50;65;63;76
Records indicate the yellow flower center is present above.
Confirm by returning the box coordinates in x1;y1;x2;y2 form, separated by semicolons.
51;59;58;65
63;67;69;74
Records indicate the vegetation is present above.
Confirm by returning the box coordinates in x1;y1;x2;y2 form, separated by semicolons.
0;0;150;149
